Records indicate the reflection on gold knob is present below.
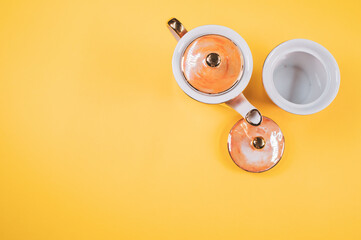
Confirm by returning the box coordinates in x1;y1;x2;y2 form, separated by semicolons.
252;136;265;149
206;53;221;67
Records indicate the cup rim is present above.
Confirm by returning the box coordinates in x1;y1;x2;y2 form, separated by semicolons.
172;25;253;104
262;39;340;115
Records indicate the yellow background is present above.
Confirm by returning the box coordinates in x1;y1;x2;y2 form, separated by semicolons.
0;0;360;239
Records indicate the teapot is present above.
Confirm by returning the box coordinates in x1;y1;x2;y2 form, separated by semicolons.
167;18;285;173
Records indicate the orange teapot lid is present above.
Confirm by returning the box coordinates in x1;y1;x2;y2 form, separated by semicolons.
182;34;244;94
228;117;285;173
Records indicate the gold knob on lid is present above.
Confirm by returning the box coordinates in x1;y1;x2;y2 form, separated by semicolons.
252;136;265;149
206;53;221;67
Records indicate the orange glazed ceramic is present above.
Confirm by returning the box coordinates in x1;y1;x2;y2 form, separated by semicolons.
181;34;244;94
228;117;285;172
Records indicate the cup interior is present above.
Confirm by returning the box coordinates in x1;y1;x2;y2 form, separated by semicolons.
262;39;340;115
273;52;327;104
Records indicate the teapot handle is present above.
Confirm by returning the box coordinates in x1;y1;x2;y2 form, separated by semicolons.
167;18;188;41
226;94;263;126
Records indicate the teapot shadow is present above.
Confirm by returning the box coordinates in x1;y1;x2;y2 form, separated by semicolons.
243;65;275;110
212;107;243;173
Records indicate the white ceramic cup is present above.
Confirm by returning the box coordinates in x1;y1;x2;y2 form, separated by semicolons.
168;18;262;125
263;39;340;115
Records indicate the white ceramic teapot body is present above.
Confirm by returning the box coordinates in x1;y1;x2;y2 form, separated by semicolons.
168;18;262;126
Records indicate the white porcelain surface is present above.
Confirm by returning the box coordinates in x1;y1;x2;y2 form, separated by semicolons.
262;39;340;115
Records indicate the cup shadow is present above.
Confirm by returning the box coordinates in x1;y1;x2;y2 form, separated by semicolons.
243;65;275;111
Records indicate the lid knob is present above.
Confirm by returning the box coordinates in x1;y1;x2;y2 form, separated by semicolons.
206;53;221;67
252;136;265;149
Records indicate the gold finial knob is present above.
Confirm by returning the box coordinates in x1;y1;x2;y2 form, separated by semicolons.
206;53;221;67
252;136;265;149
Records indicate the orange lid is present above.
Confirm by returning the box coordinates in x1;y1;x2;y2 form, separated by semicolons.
182;34;244;94
228;117;285;173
